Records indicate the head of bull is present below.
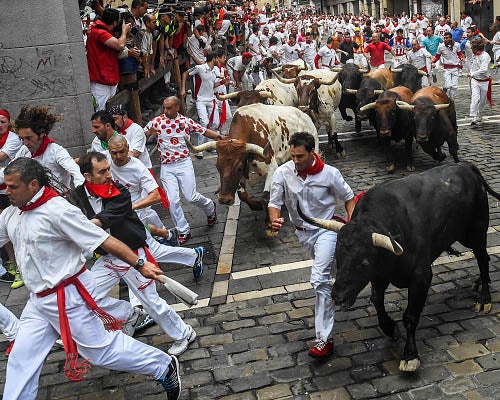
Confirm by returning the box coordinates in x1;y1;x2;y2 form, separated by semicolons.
359;98;398;136
356;88;384;120
396;100;450;143
185;138;270;205
296;202;403;308
217;90;273;107
272;60;308;79
295;74;339;113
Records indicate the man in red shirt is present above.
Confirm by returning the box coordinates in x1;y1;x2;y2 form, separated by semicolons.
86;9;131;111
364;33;396;69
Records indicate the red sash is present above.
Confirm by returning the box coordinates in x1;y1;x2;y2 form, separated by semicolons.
84;182;120;198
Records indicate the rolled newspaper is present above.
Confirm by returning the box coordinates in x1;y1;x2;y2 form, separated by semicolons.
162;276;199;307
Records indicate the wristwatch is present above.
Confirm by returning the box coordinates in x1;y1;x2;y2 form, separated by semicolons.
134;258;145;270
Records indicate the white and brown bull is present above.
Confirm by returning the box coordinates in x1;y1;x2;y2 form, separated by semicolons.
216;79;298;107
187;104;318;235
271;59;311;79
274;69;344;156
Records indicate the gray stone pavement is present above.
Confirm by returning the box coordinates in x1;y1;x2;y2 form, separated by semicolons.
0;72;500;399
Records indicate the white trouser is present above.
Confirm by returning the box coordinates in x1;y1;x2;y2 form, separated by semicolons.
464;61;472;73
215;99;233;135
90;82;118;111
421;74;430;87
0;261;6;277
354;53;368;68
136;207;165;230
0;302;19;341
371;63;386;69
3;270;170;400
470;78;489;118
90;247;188;341
494;49;500;65
296;228;336;342
443;68;460;100
160;157;215;234
195;99;219;151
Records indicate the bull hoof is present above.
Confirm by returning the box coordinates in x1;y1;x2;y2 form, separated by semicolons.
345;116;353;122
472;282;482;292
355;123;362;132
475;302;493;314
386;164;395;173
337;150;347;158
406;165;415;172
399;358;420;372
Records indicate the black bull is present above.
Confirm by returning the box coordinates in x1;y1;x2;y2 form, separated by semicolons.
298;162;499;372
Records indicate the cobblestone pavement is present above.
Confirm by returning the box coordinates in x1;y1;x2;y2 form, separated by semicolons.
1;72;500;399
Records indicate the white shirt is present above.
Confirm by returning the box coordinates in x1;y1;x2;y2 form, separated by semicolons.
188;63;217;102
281;42;301;64
111;157;158;205
434;24;451;39
407;47;432;70
461;16;473;30
436;42;462;66
0;131;22;168
213;63;228;95
144;113;206;164
492;31;500;52
269;160;354;230
15;143;85;188
248;33;261;56
470;51;491;80
227;55;247;73
302;41;318;66
0;189;109;293
317;45;336;67
120;122;152;168
187;34;209;64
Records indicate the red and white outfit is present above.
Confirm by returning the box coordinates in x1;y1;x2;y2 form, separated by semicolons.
364;41;392;69
144;113;216;235
14;138;85;189
407;46;432;87
469;50;492;122
269;156;354;343
213;62;232;135
434;42;463;101
281;42;302;64
118;119;152;168
0;188;171;399
315;45;336;69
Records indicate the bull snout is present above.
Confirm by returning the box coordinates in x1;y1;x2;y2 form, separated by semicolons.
218;194;235;205
298;105;310;112
379;129;391;136
416;134;429;143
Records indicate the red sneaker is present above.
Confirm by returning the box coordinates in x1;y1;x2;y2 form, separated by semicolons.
5;341;14;356
308;340;333;359
178;232;192;245
207;204;217;226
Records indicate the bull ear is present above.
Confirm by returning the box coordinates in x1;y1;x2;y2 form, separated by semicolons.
262;142;271;158
372;232;403;255
297;201;345;232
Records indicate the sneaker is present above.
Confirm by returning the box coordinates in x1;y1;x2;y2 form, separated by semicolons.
5;261;16;276
178;232;191;245
0;272;14;283
5;341;14;356
168;325;197;356
11;271;24;289
122;307;148;336
158;228;180;247
195;152;204;159
135;314;156;332
193;247;205;280
207;204;217;226
156;355;181;400
308;340;333;359
432;73;437;83
470;120;477;127
477;115;482;122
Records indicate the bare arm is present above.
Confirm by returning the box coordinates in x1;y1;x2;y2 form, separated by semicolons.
103;21;131;51
345;197;356;222
268;206;284;231
132;188;161;211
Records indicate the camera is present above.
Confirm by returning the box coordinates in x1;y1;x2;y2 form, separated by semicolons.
118;11;138;36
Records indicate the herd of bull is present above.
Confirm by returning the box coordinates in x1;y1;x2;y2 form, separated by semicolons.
186;62;499;373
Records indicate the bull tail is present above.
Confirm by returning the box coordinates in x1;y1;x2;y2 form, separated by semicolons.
469;163;500;200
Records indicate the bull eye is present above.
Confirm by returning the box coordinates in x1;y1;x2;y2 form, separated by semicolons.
361;259;369;267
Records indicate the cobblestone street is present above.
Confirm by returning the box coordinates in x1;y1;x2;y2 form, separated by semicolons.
0;73;500;399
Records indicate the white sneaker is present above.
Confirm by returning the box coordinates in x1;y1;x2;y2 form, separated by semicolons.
122;307;148;337
168;325;196;356
477;115;482;122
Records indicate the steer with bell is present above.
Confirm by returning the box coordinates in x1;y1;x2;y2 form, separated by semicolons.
298;162;497;372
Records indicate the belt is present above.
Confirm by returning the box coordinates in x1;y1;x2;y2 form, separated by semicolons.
443;64;461;69
295;226;309;231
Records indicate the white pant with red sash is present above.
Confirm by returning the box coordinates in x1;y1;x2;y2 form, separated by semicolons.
3;269;170;400
90;246;190;341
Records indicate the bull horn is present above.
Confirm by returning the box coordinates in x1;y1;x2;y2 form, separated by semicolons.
296;201;345;232
244;143;266;157
359;102;377;112
372;232;403;255
217;92;240;100
184;137;217;153
272;66;283;72
330;67;343;72
358;68;369;73
434;103;450;110
345;89;358;94
318;74;339;85
269;68;297;84
258;91;273;99
395;101;415;111
298;59;308;71
417;70;428;76
373;89;384;95
391;68;402;73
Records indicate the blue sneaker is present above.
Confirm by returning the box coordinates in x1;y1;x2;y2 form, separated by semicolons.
158;228;180;247
135;314;156;332
156;355;181;400
193;247;205;280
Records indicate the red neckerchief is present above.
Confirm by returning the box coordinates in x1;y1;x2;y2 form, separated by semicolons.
419;16;424;20
31;136;55;158
306;39;312;44
84;181;121;199
119;118;133;134
0;131;10;149
288;41;294;46
304;153;325;175
19;186;59;212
